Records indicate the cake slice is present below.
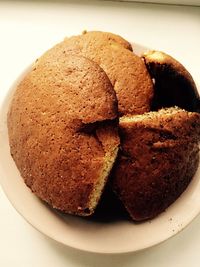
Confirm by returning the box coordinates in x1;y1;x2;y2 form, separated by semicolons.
143;50;200;112
8;54;120;216
112;107;200;221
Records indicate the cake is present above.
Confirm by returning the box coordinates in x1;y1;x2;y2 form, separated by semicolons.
143;50;200;112
7;54;119;216
112;107;200;221
7;31;200;221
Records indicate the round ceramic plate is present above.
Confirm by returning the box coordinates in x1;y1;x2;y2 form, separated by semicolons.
0;43;200;254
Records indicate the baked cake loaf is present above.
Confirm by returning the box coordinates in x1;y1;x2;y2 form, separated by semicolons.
112;107;200;221
143;50;200;112
7;54;120;216
40;31;154;116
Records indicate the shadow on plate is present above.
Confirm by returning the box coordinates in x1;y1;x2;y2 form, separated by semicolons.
83;184;131;223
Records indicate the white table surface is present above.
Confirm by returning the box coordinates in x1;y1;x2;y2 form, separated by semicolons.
0;1;200;266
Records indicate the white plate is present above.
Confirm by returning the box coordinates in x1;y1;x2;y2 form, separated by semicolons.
0;44;200;254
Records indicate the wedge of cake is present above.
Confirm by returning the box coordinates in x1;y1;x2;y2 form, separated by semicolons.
7;54;119;216
143;50;200;112
112;107;200;221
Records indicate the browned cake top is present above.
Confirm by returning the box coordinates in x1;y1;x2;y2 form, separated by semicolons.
120;107;200;141
7;54;119;215
80;31;133;51
40;31;153;116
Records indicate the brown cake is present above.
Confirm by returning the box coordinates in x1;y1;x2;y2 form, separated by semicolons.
40;31;154;116
7;54;120;216
143;50;200;112
112;107;200;221
7;31;200;222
